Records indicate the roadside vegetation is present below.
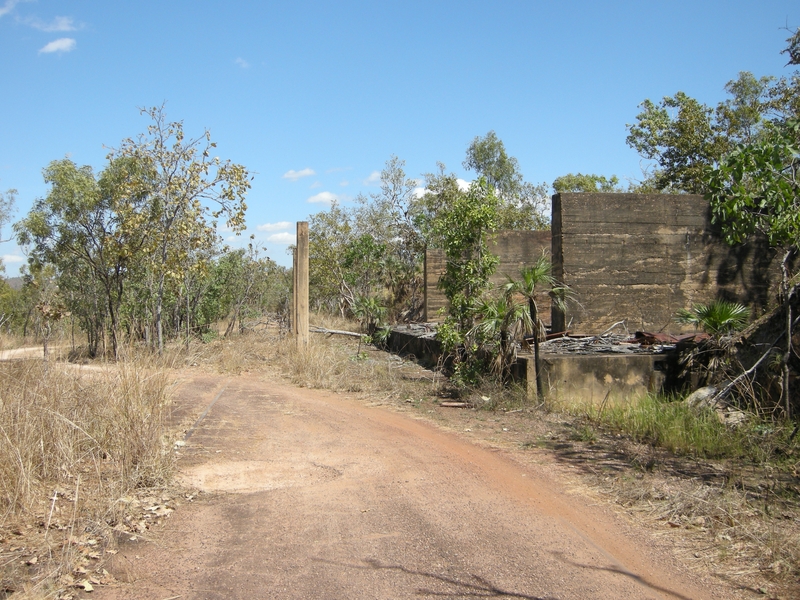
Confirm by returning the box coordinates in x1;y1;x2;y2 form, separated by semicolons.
0;352;174;599
0;23;798;600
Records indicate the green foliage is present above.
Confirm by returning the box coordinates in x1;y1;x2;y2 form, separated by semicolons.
552;173;622;193
675;300;751;389
431;177;499;332
201;330;219;344
470;294;530;380
504;252;572;396
782;26;800;66
0;187;16;272
308;156;424;320
706;118;800;249
110;106;251;352
626;92;729;193
582;394;800;461
14;158;141;356
370;325;392;349
676;300;751;336
625;70;793;193
424;176;501;384
11;109;290;355
463;131;549;230
351;294;387;336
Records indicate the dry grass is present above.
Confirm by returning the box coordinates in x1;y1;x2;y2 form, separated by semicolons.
0;358;174;598
195;324;432;402
538;392;800;597
594;468;800;596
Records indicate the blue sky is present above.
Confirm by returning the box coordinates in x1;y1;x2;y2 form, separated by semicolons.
1;1;798;273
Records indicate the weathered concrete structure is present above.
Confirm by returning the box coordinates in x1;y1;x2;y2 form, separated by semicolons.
413;193;784;403
514;352;671;403
424;230;551;322
551;193;781;335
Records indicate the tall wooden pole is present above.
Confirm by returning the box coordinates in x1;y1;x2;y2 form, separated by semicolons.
295;221;309;349
291;245;297;337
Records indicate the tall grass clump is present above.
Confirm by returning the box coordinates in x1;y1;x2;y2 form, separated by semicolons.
0;359;173;520
577;394;799;461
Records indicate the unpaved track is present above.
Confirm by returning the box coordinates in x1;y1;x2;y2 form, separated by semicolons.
96;374;723;599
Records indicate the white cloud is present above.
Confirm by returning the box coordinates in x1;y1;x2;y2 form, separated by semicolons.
0;0;27;19
2;254;24;264
39;38;76;54
412;186;428;199
235;57;249;69
339;180;349;187
25;15;78;31
363;171;380;185
282;168;315;181
307;191;338;204
309;181;322;189
267;232;295;244
410;181;468;197
257;221;292;232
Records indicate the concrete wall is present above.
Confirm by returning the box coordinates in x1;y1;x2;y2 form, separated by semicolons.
515;353;670;404
424;230;552;322
551;193;782;335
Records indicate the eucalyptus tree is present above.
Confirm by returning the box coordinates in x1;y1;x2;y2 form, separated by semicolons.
109;107;251;352
626;69;796;193
353;156;426;317
0;187;15;249
463;131;549;230
14;158;148;357
308;201;356;315
552;173;623;193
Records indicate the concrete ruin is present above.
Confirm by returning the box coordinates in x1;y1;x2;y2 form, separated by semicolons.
409;193;783;402
424;230;552;322
551;193;782;335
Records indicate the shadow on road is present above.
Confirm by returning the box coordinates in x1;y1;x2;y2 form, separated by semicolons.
550;551;695;600
314;557;556;599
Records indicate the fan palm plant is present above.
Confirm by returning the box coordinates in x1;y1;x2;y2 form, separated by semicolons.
504;252;572;398
676;300;750;336
351;294;387;336
470;295;531;382
675;299;751;389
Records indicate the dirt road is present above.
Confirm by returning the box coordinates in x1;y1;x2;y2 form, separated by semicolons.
95;373;723;599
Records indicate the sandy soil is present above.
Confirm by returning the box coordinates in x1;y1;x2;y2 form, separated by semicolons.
88;371;730;600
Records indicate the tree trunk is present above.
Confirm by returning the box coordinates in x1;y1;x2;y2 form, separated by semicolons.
529;298;543;399
156;272;165;354
781;248;796;418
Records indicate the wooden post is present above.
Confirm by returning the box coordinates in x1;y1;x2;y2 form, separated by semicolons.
291;245;297;336
295;221;309;349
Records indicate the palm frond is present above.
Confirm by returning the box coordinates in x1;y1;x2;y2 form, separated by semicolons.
676;299;751;336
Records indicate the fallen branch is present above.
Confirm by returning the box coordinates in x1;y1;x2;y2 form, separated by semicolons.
310;326;363;338
711;311;800;404
588;320;628;342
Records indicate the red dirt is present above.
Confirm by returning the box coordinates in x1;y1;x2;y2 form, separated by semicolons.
92;372;726;599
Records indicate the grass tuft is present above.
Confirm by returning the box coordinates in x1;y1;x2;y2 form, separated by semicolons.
0;357;173;596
